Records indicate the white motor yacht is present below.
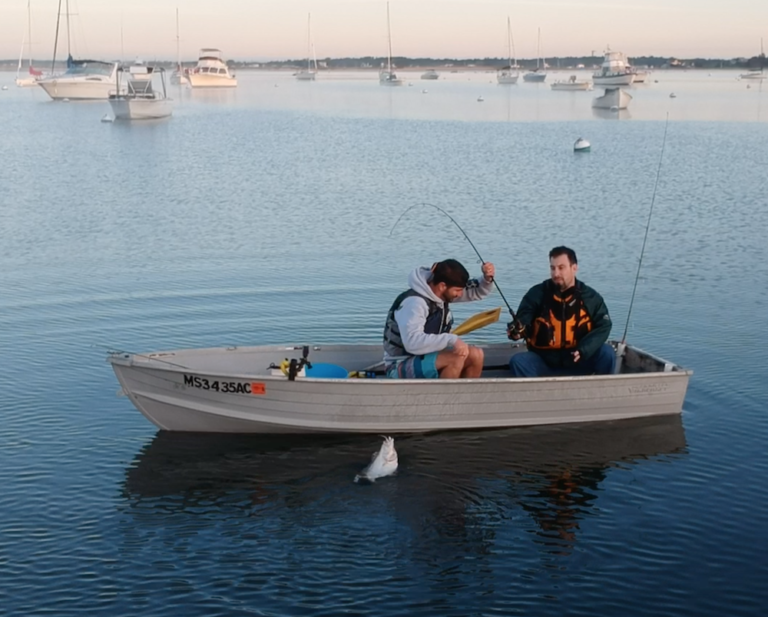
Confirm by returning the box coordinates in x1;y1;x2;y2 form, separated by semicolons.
593;51;634;86
38;56;123;100
108;62;173;120
187;49;237;88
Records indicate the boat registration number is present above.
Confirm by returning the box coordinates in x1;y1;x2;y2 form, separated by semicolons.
183;375;266;395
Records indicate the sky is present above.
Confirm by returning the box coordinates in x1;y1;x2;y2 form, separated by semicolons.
1;0;766;62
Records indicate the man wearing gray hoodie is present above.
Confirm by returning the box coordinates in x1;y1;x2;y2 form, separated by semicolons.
383;259;495;379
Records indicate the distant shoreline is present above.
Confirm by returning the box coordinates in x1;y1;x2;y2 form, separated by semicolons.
1;53;765;73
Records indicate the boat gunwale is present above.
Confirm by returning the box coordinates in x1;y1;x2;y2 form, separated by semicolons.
108;341;692;384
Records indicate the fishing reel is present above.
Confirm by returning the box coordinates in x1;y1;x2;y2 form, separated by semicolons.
506;320;527;341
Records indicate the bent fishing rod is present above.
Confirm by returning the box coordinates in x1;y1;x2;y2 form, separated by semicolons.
622;113;670;344
389;202;518;321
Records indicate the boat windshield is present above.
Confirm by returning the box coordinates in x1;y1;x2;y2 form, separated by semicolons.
66;61;114;76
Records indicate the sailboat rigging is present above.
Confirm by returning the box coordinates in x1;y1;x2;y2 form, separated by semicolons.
522;27;547;82
379;2;403;86
16;0;42;87
497;16;519;85
170;8;189;85
296;13;318;80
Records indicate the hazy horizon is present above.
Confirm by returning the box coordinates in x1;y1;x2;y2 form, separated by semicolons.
2;0;766;63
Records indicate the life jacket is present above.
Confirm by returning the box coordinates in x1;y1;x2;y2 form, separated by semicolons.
527;285;593;351
383;289;452;358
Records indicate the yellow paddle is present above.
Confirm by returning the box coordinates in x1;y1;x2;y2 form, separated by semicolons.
451;307;502;336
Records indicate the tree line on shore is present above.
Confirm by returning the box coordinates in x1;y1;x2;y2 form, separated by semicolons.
1;53;764;71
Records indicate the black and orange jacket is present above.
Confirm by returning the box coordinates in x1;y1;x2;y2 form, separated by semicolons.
516;279;612;369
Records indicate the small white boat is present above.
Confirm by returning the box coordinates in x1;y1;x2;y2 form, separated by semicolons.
295;13;318;81
187;48;237;88
497;17;519;84
593;87;632;110
593;50;635;86
421;69;439;80
551;75;591;91
739;70;765;80
379;3;403;86
108;341;691;434
108;62;173;120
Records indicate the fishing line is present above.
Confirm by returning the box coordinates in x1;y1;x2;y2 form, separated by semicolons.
389;202;517;320
622;113;670;344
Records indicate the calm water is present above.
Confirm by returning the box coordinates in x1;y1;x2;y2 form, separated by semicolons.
1;70;767;615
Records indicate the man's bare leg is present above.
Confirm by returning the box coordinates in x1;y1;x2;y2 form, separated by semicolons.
460;346;484;378
435;349;467;379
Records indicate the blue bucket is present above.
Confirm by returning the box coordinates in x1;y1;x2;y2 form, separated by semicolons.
304;363;349;379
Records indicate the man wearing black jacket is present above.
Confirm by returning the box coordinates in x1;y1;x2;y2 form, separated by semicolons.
507;246;615;377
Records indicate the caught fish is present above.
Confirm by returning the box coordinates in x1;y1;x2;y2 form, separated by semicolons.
354;436;398;483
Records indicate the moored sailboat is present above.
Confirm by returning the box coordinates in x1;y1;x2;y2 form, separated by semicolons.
295;13;318;81
497;16;519;85
15;0;44;87
379;2;403;86
170;8;189;86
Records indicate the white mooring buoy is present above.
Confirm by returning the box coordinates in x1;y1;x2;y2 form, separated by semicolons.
574;137;591;153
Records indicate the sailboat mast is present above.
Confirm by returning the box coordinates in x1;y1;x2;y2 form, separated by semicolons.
65;0;71;58
27;0;32;69
307;13;311;71
387;2;393;73
506;16;511;67
176;8;181;69
536;27;541;70
51;0;62;73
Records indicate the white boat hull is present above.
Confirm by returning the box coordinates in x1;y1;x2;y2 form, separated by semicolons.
523;71;546;82
379;71;403;86
187;73;237;88
109;97;173;120
170;72;189;86
593;87;632;109
109;342;691;434
593;73;634;86
15;76;38;88
551;82;591;91
38;76;121;100
497;73;519;84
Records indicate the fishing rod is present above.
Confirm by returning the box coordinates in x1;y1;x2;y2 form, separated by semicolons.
622;113;670;344
389;202;518;321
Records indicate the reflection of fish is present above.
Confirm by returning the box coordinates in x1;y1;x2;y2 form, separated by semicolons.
355;436;398;483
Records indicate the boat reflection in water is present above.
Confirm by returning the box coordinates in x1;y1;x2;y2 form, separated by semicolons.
123;416;686;555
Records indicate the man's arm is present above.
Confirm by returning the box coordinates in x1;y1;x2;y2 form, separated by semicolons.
395;296;459;356
577;291;612;360
458;262;496;302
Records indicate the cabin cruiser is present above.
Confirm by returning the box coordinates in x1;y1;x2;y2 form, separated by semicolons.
593;51;634;86
38;56;123;100
187;49;237;88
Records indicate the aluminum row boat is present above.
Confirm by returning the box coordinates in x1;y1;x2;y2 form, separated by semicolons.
108;341;691;434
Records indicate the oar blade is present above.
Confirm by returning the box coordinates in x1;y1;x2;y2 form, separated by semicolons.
451;307;502;336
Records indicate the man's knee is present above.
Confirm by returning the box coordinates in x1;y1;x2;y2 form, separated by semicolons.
467;345;484;365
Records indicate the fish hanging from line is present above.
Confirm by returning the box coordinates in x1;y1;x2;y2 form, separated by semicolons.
354;436;398;483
